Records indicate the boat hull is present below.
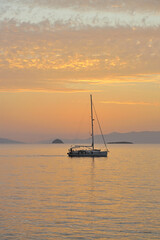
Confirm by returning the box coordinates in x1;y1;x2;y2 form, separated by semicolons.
67;150;108;157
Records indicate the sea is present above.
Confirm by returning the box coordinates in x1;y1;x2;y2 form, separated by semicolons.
0;144;160;240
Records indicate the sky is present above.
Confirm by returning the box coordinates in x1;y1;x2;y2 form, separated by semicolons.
0;0;160;142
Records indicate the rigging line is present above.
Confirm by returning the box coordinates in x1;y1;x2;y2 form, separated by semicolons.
93;103;108;151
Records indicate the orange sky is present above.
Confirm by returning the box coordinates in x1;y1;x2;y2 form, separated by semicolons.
0;0;160;142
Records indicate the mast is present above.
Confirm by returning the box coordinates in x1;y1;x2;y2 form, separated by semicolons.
90;94;94;149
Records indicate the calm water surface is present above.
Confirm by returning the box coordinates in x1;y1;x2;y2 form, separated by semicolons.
0;144;160;239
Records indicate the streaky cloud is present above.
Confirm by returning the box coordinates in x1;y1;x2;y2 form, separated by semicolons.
0;88;98;93
101;101;160;106
4;0;160;12
0;1;160;28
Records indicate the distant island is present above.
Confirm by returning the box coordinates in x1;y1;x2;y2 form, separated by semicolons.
52;139;64;144
107;141;133;144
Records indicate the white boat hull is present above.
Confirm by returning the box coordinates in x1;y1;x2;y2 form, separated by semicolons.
68;149;108;157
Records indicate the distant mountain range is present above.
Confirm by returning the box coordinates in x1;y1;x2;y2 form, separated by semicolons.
1;131;160;144
94;131;160;144
39;131;160;144
0;138;24;144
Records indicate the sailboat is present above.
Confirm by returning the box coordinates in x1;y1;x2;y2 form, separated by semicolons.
67;95;109;157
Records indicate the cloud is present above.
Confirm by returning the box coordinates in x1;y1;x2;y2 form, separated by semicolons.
0;88;93;93
69;75;160;85
0;0;160;28
0;16;160;92
4;0;160;12
101;101;160;106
